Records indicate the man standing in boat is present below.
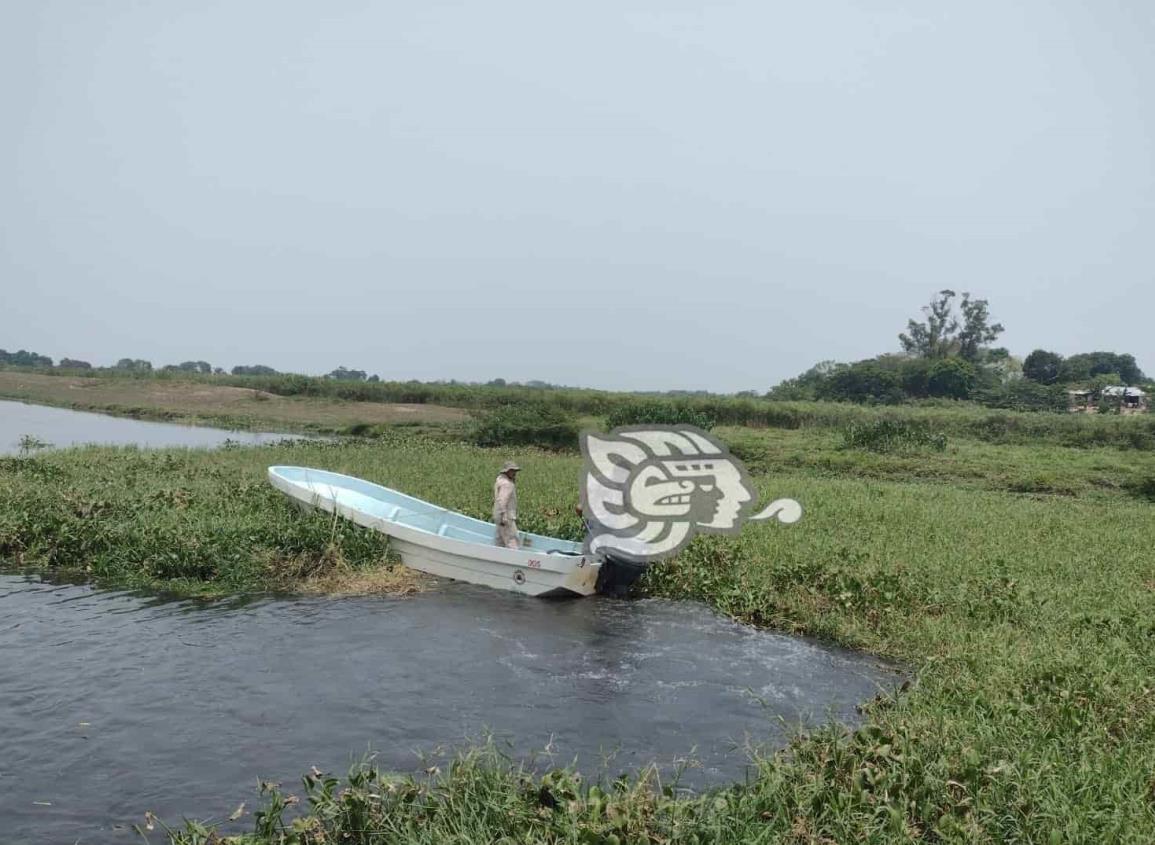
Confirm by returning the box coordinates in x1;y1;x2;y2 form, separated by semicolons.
493;461;520;548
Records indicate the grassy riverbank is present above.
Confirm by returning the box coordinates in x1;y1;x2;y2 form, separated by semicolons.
0;371;470;435
2;428;1153;842
7;367;1155;450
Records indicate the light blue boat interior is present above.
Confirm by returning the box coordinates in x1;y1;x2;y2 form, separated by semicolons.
270;466;583;554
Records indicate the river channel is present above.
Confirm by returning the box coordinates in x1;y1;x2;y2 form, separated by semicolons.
1;401;898;842
0;574;898;844
0;399;301;455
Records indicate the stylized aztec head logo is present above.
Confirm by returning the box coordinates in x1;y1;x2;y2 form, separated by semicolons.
580;425;801;563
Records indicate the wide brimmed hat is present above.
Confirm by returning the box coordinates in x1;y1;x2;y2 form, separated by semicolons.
500;461;521;473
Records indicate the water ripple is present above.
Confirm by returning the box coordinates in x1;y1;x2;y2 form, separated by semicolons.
0;572;900;845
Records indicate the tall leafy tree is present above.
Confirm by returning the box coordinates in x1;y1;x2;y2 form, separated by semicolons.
1059;352;1144;385
898;290;1003;362
1022;350;1063;384
899;290;959;359
957;294;1004;361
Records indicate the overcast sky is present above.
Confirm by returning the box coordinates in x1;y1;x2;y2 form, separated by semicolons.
2;1;1152;391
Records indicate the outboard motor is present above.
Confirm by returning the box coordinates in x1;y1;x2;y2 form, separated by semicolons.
594;553;648;598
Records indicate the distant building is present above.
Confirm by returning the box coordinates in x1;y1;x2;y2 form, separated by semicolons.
1068;386;1148;414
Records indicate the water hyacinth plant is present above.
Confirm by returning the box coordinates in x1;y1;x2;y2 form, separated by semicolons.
1;427;1153;842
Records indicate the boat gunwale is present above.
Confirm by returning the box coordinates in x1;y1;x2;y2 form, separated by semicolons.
268;466;591;577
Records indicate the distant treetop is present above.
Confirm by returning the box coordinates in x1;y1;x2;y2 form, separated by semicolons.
114;358;152;372
898;290;1004;362
0;348;53;367
1022;350;1144;387
327;366;369;381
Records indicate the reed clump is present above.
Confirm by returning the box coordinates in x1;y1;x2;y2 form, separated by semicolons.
840;418;948;454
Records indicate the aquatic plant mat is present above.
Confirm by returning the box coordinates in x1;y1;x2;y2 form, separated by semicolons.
1;431;1154;841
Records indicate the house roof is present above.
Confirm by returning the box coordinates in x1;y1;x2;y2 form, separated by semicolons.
1101;385;1146;397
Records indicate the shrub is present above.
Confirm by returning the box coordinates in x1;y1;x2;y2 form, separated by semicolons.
604;401;715;431
817;361;905;405
471;403;580;450
840;418;947;453
898;357;932;398
976;380;1069;412
57;358;93;370
720;434;769;475
926;358;977;399
230;364;278;376
1128;474;1155;502
1007;474;1080;497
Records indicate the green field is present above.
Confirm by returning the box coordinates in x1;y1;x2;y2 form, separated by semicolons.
2;419;1154;842
6;366;1155;451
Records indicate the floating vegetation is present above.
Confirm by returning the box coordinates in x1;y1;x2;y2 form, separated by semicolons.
2;432;1154;842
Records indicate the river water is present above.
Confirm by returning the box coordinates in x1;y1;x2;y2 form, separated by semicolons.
0;399;301;455
0;574;899;844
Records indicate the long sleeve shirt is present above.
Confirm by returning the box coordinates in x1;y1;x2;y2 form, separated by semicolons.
493;475;518;525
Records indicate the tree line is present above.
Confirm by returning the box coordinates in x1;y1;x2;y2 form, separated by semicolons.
2;347;575;389
4;294;1149;415
0;350;382;382
768;290;1148;410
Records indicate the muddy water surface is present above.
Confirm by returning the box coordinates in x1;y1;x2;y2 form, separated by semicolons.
0;574;899;844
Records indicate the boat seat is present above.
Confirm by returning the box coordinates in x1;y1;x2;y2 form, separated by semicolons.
441;524;494;544
398;512;444;533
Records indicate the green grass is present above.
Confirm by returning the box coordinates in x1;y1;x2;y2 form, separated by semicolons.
8;364;1155;449
839;418;949;454
0;435;590;595
181;373;1155;449
723;426;1155;502
2;429;1154;842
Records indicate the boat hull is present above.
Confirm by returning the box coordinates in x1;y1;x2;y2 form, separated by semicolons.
268;466;600;598
390;536;599;598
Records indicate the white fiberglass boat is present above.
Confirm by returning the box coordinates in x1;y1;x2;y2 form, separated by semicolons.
268;466;601;597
